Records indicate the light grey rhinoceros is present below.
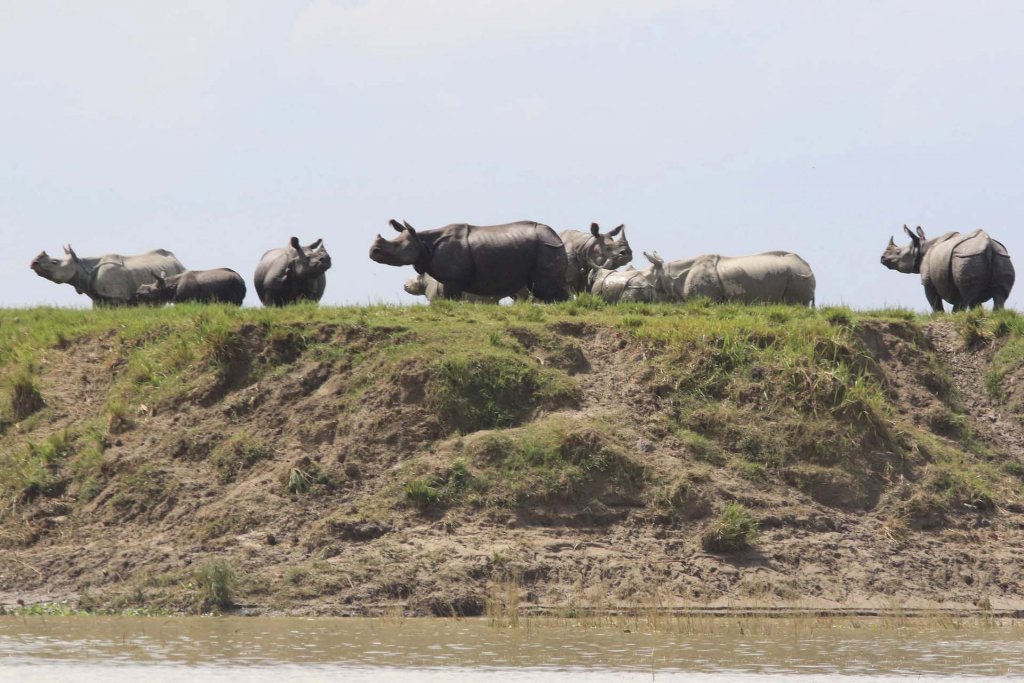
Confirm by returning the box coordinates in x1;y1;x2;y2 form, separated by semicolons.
588;260;660;303
644;250;816;306
880;226;1014;311
254;237;332;306
370;219;569;302
403;272;504;303
30;245;185;306
560;223;632;294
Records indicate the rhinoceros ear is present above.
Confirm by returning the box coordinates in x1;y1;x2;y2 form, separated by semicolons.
643;251;663;267
65;245;78;261
915;226;926;240
308;238;324;251
402;221;417;236
590;223;600;237
903;225;920;246
610;224;624;238
290;236;301;250
389;219;404;233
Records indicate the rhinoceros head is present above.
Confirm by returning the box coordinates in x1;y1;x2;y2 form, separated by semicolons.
30;245;82;285
289;237;332;279
881;225;925;274
585;223;632;270
369;220;422;267
403;273;428;296
133;272;172;305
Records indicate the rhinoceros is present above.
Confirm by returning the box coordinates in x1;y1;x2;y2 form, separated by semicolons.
133;268;246;306
30;245;185;306
588;261;660;303
254;237;332;306
370;220;569;302
560;223;632;294
644;250;816;306
880;226;1014;311
403;272;504;303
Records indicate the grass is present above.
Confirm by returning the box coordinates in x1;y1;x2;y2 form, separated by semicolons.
192;558;240;613
210;432;274;483
2;302;1023;614
701;501;758;553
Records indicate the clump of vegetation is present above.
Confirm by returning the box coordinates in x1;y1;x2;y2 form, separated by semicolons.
0;430;73;502
193;558;239;612
427;351;578;433
463;415;642;507
701;501;758;553
211;432;274;483
283;460;340;496
8;370;45;422
404;459;482;512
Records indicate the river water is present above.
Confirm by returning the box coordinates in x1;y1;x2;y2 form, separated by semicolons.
1;615;1023;681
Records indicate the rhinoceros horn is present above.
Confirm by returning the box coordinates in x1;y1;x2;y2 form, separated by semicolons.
64;245;78;261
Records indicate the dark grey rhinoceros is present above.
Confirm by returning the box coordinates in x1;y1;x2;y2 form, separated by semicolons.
881;226;1014;311
254;237;331;306
133;268;246;306
644;250;816;306
30;245;185;306
560;223;632;294
588;261;660;303
370;220;569;302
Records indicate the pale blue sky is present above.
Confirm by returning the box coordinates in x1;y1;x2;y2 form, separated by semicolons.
2;1;1021;309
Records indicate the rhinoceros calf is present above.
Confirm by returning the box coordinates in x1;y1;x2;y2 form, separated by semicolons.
370;220;569;302
588;261;660;303
254;237;331;306
645;251;816;306
881;226;1014;311
561;223;632;294
30;245;185;307
403;273;507;303
134;268;246;306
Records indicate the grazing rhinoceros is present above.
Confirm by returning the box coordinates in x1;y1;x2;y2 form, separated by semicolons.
588;261;660;303
644;250;816;306
133;268;246;306
880;226;1014;311
370;220;569;302
560;223;632;294
403;272;506;303
254;237;332;306
30;245;185;306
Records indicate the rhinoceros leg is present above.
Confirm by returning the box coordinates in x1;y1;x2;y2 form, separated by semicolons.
923;282;945;312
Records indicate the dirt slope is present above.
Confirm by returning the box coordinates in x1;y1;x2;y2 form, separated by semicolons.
1;308;1023;616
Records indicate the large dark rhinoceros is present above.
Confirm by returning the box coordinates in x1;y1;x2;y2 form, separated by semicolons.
133;268;246;306
30;245;185;306
588;261;660;303
254;237;331;306
881;226;1015;311
645;250;816;306
560;223;632;294
370;220;569;302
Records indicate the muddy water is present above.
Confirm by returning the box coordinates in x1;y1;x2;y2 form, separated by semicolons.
2;616;1023;682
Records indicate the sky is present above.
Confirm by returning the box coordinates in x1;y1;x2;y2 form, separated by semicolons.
2;0;1022;309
